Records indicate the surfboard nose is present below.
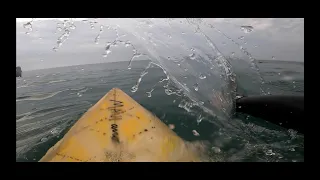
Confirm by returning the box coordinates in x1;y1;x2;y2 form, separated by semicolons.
40;87;200;162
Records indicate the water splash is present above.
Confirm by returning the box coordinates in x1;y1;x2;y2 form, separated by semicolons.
125;41;131;47
126;41;148;70
146;91;153;97
205;23;266;94
53;20;76;52
131;62;154;93
94;25;104;44
178;99;195;112
288;129;298;139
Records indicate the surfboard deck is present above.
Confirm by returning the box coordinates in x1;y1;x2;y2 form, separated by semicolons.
39;88;200;162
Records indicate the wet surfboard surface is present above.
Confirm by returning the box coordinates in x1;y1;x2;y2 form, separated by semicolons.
39;88;200;162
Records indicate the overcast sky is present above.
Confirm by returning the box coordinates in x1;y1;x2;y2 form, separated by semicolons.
16;18;304;71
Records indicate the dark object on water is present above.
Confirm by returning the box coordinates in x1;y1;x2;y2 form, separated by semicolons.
236;95;304;134
16;66;22;77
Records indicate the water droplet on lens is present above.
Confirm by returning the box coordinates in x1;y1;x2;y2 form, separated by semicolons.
125;43;130;47
41;137;48;142
190;48;195;52
197;115;203;124
106;50;111;54
199;74;206;80
70;24;76;29
289;147;295;152
25;32;30;35
168;124;175;130
23;22;32;29
189;53;196;60
164;89;173;95
265;149;275;156
192;130;200;136
131;85;138;93
193;83;199;91
212;146;221;153
240;26;254;33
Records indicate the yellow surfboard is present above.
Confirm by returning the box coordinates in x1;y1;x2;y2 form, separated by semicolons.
40;88;201;162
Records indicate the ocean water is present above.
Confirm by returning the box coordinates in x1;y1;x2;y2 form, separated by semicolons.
16;59;304;162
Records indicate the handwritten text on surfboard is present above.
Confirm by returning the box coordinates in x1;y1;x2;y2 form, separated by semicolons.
108;97;125;143
108;99;124;121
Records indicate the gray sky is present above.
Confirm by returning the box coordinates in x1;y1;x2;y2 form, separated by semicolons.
16;18;304;71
